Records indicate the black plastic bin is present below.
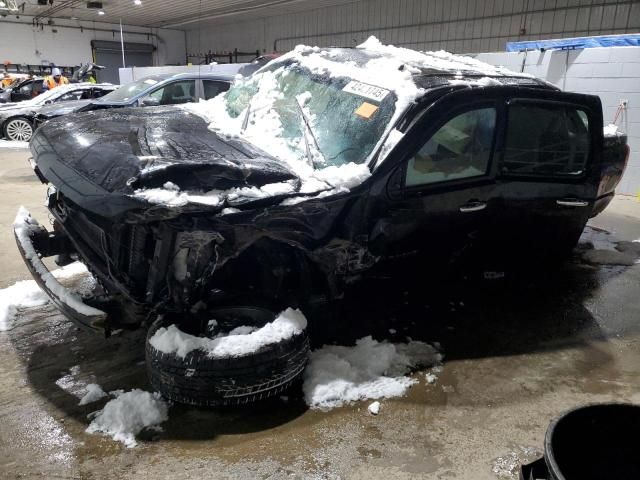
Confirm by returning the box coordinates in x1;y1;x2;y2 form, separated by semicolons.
520;403;640;480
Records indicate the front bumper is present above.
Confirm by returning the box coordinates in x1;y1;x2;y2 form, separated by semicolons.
13;207;108;333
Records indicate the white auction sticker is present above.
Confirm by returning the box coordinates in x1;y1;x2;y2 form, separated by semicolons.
342;81;390;102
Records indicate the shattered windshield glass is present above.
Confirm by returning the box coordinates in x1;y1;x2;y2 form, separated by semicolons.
223;63;396;167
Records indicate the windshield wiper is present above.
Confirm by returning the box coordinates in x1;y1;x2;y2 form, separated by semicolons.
295;97;325;169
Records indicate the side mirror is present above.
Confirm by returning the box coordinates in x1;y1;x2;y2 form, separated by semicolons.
386;164;405;199
140;97;160;107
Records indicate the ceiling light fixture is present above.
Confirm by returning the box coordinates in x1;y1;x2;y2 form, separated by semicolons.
97;9;104;15
134;0;141;4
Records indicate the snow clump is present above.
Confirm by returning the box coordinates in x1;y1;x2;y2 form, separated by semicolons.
79;384;108;406
368;401;381;415
86;389;169;448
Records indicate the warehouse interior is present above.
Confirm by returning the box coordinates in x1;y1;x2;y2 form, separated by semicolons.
1;1;640;479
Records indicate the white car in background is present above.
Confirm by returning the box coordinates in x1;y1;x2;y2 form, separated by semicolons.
0;83;117;142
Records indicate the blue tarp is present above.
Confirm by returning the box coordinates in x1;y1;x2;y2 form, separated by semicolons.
506;34;640;52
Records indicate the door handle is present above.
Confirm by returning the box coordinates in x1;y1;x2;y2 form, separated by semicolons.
459;201;487;213
556;199;589;207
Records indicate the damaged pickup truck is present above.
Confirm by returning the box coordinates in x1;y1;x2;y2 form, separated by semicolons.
15;38;629;406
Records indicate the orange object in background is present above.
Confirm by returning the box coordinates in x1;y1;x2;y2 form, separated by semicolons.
1;72;13;88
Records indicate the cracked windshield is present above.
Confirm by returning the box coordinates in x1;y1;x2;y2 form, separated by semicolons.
224;64;396;167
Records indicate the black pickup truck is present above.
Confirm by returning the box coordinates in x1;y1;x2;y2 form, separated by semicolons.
15;42;629;406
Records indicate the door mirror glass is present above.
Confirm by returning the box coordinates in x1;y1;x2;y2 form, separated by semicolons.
405;107;496;187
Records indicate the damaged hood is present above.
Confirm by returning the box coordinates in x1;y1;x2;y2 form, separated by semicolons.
30;106;301;217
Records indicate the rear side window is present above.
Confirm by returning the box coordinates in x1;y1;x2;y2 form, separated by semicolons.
92;88;110;99
203;80;230;100
502;103;590;177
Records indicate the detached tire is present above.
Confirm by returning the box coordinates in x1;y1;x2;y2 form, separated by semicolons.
145;306;310;407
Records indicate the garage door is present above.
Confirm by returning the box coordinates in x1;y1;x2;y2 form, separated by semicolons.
91;40;154;85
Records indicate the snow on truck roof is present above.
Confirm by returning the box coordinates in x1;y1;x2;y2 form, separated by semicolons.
272;36;540;93
141;38;543;210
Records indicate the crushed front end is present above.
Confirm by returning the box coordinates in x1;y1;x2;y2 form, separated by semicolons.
16;107;365;335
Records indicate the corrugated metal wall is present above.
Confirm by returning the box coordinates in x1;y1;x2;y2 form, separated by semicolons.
187;0;640;55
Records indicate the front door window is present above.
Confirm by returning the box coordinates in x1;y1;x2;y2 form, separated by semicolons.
405;107;497;187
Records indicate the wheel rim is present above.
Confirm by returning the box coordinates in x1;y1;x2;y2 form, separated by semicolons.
6;119;32;141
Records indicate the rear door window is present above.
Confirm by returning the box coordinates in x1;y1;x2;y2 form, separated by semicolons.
502;103;590;177
203;80;230;100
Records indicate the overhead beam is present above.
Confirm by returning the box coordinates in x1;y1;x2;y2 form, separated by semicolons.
155;0;308;29
34;0;85;21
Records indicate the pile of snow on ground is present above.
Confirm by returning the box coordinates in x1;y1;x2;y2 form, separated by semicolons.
86;389;169;448
0;260;93;331
303;336;442;409
579;226;640;266
149;307;307;358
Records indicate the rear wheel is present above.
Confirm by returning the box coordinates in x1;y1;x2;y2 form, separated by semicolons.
146;305;310;407
4;117;33;142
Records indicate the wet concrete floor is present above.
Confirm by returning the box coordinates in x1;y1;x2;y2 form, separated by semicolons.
1;148;640;479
